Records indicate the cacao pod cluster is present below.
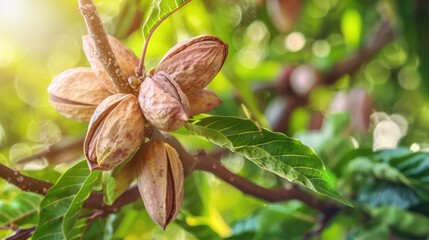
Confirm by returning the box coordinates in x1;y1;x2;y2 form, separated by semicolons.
47;34;228;228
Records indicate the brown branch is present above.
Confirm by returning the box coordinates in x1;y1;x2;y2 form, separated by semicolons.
0;160;136;213
268;20;395;134
78;0;134;94
87;131;337;214
0;163;52;195
152;129;199;176
193;152;335;214
325;20;395;84
0;161;109;211
110;185;140;210
0;131;337;224
0;154;150;215
154;130;336;214
4;227;35;240
0;142;113;211
272;96;307;133
304;209;341;240
82;187;140;217
82;131;336;216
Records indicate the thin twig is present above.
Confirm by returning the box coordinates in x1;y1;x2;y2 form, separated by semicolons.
136;0;192;77
78;0;133;93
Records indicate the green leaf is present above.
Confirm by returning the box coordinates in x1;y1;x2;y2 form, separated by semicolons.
181;172;208;216
175;220;220;240
66;218;88;240
32;160;100;240
229;202;316;239
65;217;107;240
295;113;354;172
357;182;420;209
0;192;42;226
110;158;138;203
348;149;429;204
296;113;351;152
103;172;116;205
142;0;191;40
353;222;390;240
180;172;232;237
82;218;108;240
154;223;200;240
367;205;429;236
348;157;411;184
63;169;101;238
186;116;351;206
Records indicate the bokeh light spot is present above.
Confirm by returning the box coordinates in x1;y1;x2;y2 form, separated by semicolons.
312;40;331;58
373;120;401;150
383;43;407;67
231;5;242;27
246;21;268;43
290;65;317;95
46;35;81;75
410;143;420;152
0;39;15;67
398;66;420;90
284;32;306;52
390;114;408;137
365;60;390;85
238;47;262;68
14;63;50;108
9;143;31;163
419;104;429;128
306;4;328;19
27;120;61;144
0;124;6;147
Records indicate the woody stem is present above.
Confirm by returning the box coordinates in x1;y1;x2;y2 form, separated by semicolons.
78;0;134;94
